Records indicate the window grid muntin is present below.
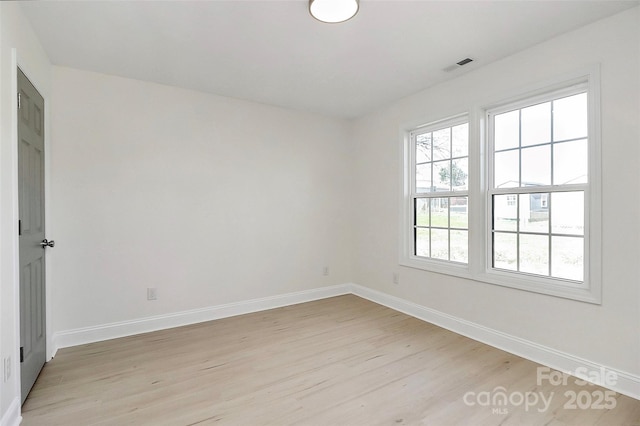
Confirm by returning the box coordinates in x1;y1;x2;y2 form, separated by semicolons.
414;195;469;264
493;95;588;189
414;125;469;194
491;190;585;282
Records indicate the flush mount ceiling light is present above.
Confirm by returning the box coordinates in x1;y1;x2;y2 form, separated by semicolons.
309;0;359;23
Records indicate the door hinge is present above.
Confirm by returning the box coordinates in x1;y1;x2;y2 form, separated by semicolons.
18;220;22;236
20;347;24;363
17;92;21;110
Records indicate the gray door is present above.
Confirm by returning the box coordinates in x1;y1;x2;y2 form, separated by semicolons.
18;69;48;404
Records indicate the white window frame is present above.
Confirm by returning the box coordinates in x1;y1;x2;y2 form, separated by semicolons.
400;66;602;304
400;114;472;278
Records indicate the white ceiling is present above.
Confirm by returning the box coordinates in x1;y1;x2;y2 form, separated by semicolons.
20;0;638;119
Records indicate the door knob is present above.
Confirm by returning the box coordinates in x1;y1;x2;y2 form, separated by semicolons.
40;239;55;248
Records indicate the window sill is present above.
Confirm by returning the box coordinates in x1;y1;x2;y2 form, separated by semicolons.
400;256;472;280
399;256;601;304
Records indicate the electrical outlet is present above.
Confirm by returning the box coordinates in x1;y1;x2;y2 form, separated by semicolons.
3;357;11;382
147;288;157;301
393;272;400;285
322;266;329;276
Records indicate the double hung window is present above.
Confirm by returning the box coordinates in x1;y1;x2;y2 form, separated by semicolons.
489;87;589;283
411;117;469;264
401;70;600;303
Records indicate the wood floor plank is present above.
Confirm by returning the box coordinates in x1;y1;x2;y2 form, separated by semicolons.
21;295;640;425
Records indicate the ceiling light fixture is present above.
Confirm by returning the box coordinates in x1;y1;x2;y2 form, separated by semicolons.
309;0;359;24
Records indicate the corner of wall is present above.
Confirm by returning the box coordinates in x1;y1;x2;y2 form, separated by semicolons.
0;397;21;426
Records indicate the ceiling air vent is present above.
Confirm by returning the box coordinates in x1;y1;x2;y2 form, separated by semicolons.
443;58;474;72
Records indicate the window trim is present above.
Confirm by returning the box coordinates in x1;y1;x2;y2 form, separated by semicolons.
400;66;602;304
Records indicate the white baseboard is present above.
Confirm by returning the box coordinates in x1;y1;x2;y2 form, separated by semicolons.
52;284;351;353
349;283;640;401
50;282;639;402
0;397;21;426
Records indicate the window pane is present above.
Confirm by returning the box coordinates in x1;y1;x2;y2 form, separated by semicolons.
494;150;519;188
551;192;584;235
519;193;549;234
520;234;549;276
430;198;449;227
416;163;432;193
452;123;468;157
521;145;551;186
432;128;451;161
415;228;430;257
452;158;468;191
415;198;429;227
551;236;584;281
553;93;587;142
494;194;518;232
416;133;431;163
450;197;468;229
521;102;551;147
494;110;519;151
494;232;517;271
431;229;449;260
554;139;587;185
450;230;468;263
433;160;451;191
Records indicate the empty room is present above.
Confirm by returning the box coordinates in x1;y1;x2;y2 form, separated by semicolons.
1;1;639;425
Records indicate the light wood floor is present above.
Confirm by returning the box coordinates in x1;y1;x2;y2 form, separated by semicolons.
22;295;640;425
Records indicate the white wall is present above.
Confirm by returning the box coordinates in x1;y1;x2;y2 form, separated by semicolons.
352;7;640;376
0;2;52;424
50;67;353;333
